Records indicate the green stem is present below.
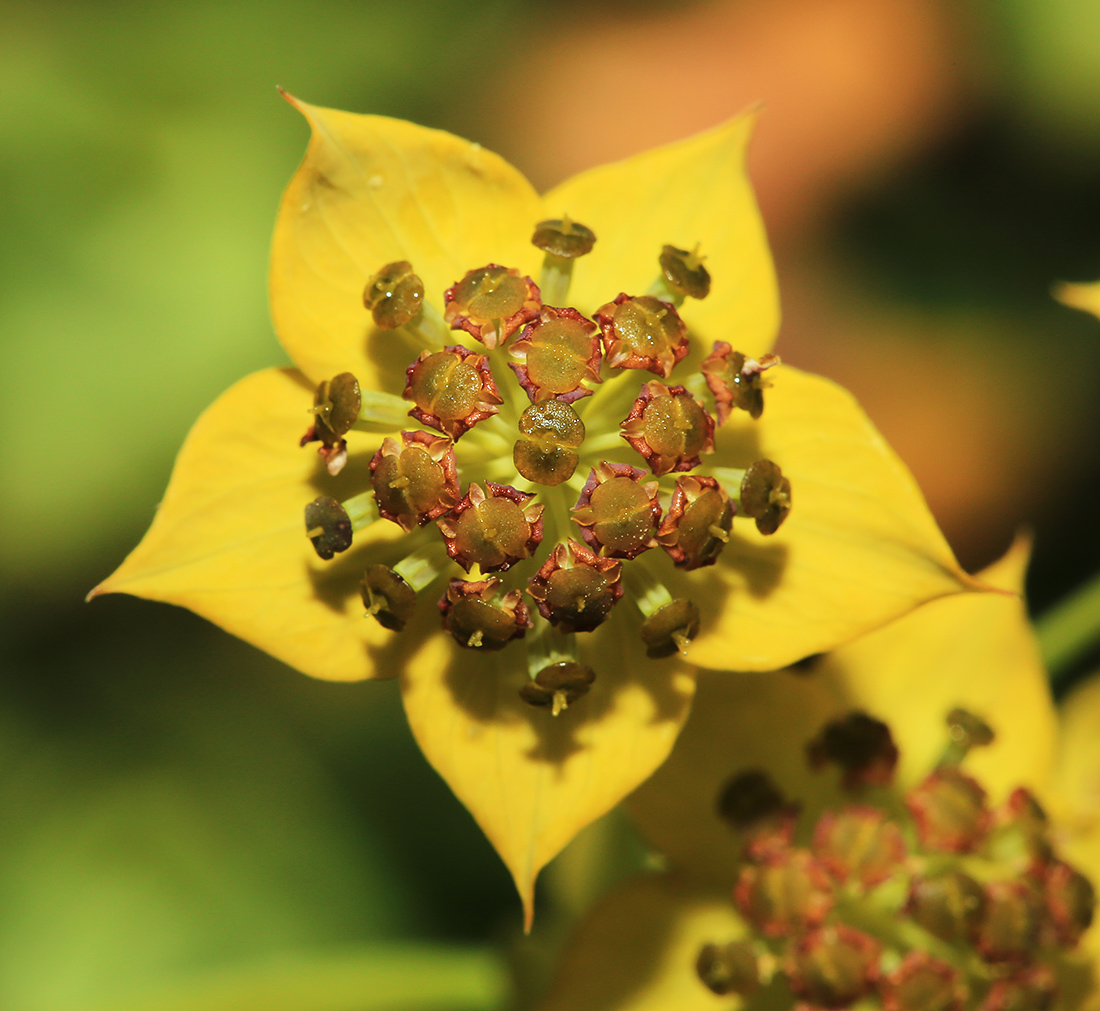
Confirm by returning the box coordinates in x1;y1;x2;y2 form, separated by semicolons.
1036;569;1100;689
540;254;574;306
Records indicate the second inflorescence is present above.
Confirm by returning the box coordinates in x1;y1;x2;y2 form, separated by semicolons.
301;219;789;714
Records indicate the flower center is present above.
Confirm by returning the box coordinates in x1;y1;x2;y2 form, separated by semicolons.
698;709;1097;1010
299;218;790;713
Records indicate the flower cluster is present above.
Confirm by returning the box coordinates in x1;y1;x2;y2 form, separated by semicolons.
91;97;983;922
302;227;794;711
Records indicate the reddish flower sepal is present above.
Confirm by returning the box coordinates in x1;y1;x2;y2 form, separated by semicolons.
656;475;734;570
369;430;459;532
619;380;715;476
403;345;503;440
436;482;544;574
509;305;601;403
438;577;532;650
526;540;624;633
571;461;661;559
593;293;689;378
443;263;541;349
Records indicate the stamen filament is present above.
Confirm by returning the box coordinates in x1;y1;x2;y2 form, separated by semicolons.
394;542;451;592
353;389;413;431
626;559;675;620
707;466;749;506
401;300;449;348
646;275;686;308
526;623;578;678
343;491;379;530
540;254;574;306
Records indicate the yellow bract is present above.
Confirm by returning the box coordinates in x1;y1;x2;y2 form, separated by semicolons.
669;366;983;672
400;611;695;930
271;95;542;387
543;113;777;357
90;368;404;682
1056;279;1100;321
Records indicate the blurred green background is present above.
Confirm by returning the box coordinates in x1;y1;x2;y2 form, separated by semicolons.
2;0;1100;1008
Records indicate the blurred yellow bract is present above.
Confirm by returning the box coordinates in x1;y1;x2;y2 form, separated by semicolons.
536;538;1100;1010
91;94;981;926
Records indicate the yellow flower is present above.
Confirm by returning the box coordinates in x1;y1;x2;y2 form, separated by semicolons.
90;95;978;925
537;539;1100;1009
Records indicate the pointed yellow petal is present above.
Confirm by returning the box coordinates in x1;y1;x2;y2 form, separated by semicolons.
271;95;542;385
678;366;981;671
399;612;696;929
813;533;1058;801
543;113;778;357
537;874;743;1011
91;368;404;682
1053;673;1100;883
1055;279;1100;321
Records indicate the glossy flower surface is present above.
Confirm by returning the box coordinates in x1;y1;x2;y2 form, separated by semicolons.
539;540;1100;1009
92;96;977;923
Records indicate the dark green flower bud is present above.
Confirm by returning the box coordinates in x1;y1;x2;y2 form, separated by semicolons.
360;564;417;631
513;399;586;486
659;243;711;300
639;598;700;658
695;940;760;997
363;260;424;329
304;495;353;560
519;661;596;715
531;218;596;259
739;459;792;535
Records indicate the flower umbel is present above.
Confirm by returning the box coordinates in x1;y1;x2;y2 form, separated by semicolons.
90;96;981;924
537;540;1100;1010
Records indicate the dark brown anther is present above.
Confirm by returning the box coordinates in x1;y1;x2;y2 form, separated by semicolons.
701;341;780;423
571;462;661;559
695;941;761;997
369;431;459;531
1043;860;1096;947
513;399;586;486
438;577;532;650
639;598;700;658
941;707;996;766
527;540;624;633
531;218;596;259
620;381;715;476
435;482;543;574
734;849;834;938
907;870;987;945
882;952;966;1011
980;965;1057;1011
657;476;734;570
976;880;1048;965
593;293;689;378
304;495;353;560
812;805;907;890
905;767;991;854
519;661;596;715
509;306;601;403
443;264;541;349
807;711;899;790
786;925;880;1010
300;372;362;476
716;769;798;860
739;459;792;535
360;563;417;631
363;260;424;329
402;345;503;440
659;244;711;300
